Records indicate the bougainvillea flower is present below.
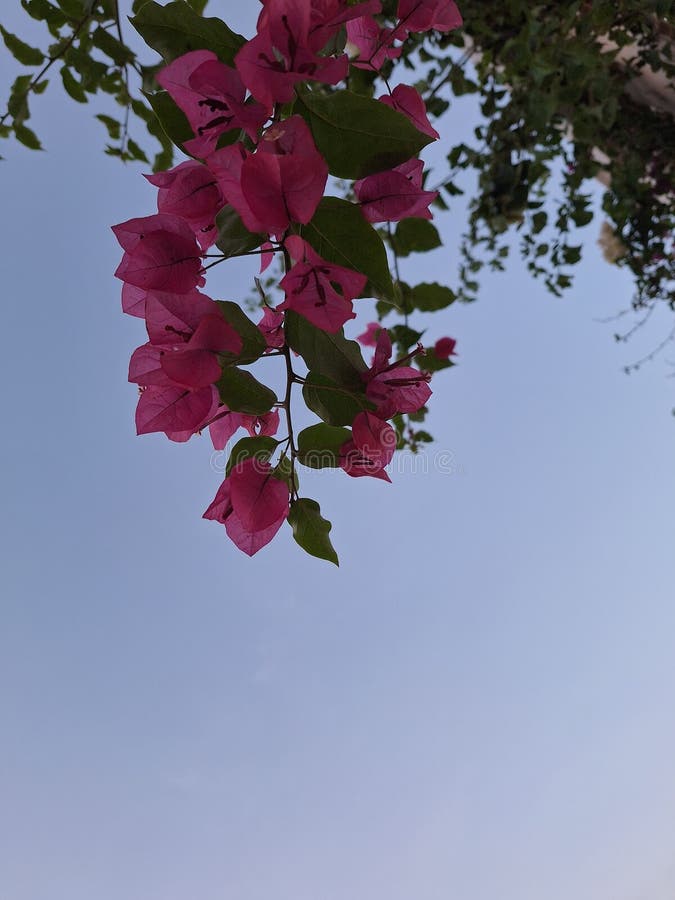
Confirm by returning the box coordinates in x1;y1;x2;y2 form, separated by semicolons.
394;0;463;36
229;457;290;533
112;214;204;293
379;84;439;140
130;293;241;391
241;117;328;232
143;290;216;344
129;339;220;391
203;475;287;556
277;235;364;332
357;321;383;347
209;406;280;450
340;411;396;482
345;16;401;71
434;336;457;359
257;306;285;350
353;411;396;469
156;50;268;157
135;383;219;437
354;158;438;223
364;328;431;417
210;118;327;235
236;0;349;107
256;0;384;52
145;292;242;357
307;0;383;52
145;161;224;250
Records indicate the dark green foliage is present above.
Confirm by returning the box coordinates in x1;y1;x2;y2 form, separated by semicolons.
4;0;675;321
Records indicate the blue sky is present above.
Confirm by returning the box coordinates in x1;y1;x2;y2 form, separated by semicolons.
2;5;675;900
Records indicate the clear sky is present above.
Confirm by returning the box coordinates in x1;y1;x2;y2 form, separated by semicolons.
2;5;675;900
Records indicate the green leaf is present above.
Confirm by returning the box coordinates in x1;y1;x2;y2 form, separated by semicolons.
388;324;424;352
225;435;278;476
216;301;267;365
297;423;351;469
61;67;87;103
91;26;135;66
295;88;433;179
216;367;277;415
14;124;42;149
563;244;582;265
21;0;64;23
131;1;245;64
300;196;395;305
0;26;45;66
288;498;339;566
215;206;265;258
62;46;108;86
96;113;121;140
410;282;456;312
143;89;193;150
285;310;366;390
392;218;442;256
56;0;86;17
8;74;32;124
126;137;149;163
302;372;369;426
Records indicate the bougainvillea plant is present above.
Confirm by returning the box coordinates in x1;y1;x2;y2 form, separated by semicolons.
112;0;462;563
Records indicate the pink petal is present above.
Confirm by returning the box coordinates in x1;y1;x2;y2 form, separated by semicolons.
135;384;219;436
128;343;171;387
357;322;383;347
144;290;217;346
160;348;222;389
121;283;148;317
225;507;286;556
229;458;290;532
189;313;243;355
352;411;396;468
258;307;285;349
209;407;241;450
203;477;232;522
434;336;457;358
339;438;392;482
379;84;439;140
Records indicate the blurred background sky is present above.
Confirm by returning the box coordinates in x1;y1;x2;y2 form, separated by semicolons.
2;5;675;900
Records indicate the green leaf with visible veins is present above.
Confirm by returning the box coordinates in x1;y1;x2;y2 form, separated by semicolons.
295;88;433;179
285;311;367;391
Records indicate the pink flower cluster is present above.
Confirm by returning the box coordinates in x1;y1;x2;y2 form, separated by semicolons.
113;0;462;558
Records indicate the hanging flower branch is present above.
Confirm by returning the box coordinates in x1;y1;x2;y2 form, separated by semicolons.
113;0;462;563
